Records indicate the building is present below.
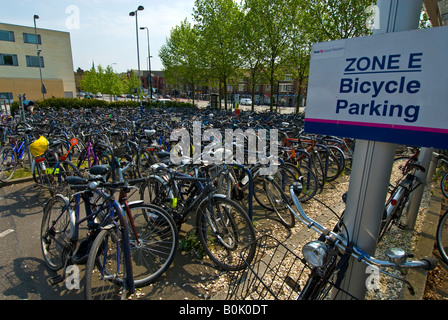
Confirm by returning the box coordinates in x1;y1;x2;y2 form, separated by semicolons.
0;22;76;102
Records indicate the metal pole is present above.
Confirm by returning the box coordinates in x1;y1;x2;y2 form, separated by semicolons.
130;6;144;111
141;27;153;100
34;15;45;100
19;94;33;170
337;0;423;300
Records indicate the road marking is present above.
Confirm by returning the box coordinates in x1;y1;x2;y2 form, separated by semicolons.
0;229;14;238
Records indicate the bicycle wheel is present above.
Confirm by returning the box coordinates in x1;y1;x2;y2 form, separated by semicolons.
440;171;448;199
437;210;448;265
84;227;127;300
126;203;178;287
196;196;256;271
40;195;71;271
253;174;295;228
136;149;157;177
0;146;18;182
140;175;173;209
289;163;319;202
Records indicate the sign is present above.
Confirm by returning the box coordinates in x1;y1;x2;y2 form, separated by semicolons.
304;27;448;149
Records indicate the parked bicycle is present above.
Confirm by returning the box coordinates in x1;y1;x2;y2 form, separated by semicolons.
139;159;257;271
227;179;438;300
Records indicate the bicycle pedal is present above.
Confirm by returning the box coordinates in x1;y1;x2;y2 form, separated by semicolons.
49;275;65;285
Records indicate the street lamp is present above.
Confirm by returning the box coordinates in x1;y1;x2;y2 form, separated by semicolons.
140;26;153;101
33;15;46;100
129;5;144;110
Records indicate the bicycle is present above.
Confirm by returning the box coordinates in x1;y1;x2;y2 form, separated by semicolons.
32;137;82;195
41;163;178;299
41;165;136;299
0;126;36;182
139;161;257;271
227;179;438;300
379;161;426;241
436;153;448;199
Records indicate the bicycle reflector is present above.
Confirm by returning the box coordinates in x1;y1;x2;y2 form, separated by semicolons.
302;241;329;268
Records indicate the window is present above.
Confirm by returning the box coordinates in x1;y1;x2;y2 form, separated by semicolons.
23;33;41;44
0;30;15;42
279;84;293;93
26;55;44;68
0;54;18;66
0;92;13;102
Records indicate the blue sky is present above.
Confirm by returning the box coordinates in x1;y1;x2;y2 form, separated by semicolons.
1;0;196;72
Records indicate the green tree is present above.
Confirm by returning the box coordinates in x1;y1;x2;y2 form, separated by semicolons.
306;0;375;41
123;71;140;96
160;19;205;107
244;0;301;112
80;67;100;94
193;0;244;110
102;65;124;100
240;0;267;111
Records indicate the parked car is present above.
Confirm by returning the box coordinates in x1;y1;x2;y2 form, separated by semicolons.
240;98;252;105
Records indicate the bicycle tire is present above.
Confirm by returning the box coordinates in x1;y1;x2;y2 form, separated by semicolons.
441;171;448;199
0;146;17;182
437;210;448;265
84;227;127;300
282;162;318;202
40;194;72;271
196;196;256;271
253;173;295;228
126;203;178;287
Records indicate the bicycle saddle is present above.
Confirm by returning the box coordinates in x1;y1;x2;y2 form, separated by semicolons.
65;176;88;185
90;164;111;176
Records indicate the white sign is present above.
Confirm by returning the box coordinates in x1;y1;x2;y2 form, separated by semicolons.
305;27;448;149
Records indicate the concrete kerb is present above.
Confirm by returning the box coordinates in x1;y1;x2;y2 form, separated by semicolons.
0;176;35;187
402;185;442;300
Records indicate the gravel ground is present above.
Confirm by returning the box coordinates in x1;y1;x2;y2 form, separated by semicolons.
198;167;440;300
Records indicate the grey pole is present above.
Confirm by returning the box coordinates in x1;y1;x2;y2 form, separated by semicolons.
337;0;423;300
33;15;46;100
140;27;153;101
130;6;144;111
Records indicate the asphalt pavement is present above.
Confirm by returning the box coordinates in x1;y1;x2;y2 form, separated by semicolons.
0;178;226;300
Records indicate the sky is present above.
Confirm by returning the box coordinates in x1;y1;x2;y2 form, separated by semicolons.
1;0;196;73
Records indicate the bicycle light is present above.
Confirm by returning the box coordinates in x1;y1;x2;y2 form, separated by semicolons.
302;241;329;268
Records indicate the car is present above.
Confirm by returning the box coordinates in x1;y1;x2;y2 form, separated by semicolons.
240;98;252;105
96;92;103;98
126;94;135;99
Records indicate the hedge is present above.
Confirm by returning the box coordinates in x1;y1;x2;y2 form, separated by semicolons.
10;97;196;114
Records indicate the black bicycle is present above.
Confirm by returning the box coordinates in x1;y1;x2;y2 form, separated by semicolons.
139;161;257;271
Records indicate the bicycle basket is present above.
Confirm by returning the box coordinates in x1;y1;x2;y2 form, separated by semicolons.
30;136;48;158
226;235;357;300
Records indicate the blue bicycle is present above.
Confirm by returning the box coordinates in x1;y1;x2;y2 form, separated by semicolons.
0;128;34;182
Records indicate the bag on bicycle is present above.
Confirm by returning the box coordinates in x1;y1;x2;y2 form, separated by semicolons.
30;136;49;158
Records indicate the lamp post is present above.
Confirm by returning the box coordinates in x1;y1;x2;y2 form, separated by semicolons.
33;15;46;100
129;6;144;110
140;26;153;101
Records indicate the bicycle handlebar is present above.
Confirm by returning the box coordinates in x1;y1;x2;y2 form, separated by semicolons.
288;181;437;271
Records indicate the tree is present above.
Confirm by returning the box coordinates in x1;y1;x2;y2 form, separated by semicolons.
160;19;205;107
80;67;100;94
193;0;244;110
306;0;375;42
240;0;267;111
102;65;124;100
244;0;301;112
